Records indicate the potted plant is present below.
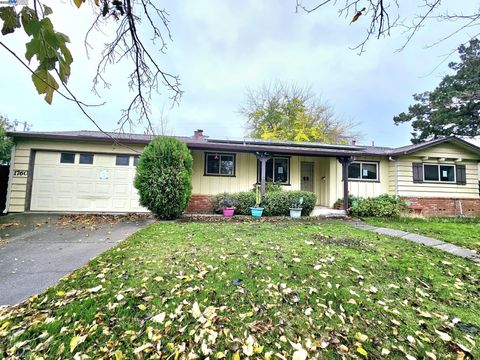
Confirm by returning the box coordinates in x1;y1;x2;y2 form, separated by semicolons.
218;192;238;217
250;185;264;218
289;197;304;219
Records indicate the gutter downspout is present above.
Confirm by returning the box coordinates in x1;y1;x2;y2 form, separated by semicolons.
3;144;15;213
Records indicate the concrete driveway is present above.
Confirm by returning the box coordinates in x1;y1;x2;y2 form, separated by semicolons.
0;213;152;306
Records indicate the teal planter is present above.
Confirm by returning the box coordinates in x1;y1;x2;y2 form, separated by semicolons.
250;207;264;218
289;208;302;219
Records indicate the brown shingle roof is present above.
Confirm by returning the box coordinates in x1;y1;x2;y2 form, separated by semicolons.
7;130;480;158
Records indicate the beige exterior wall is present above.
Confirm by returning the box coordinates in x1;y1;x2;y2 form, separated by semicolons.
8;138;145;212
328;156;391;207
190;151;331;206
390;143;479;199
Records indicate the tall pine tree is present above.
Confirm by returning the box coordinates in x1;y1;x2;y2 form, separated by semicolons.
394;39;480;143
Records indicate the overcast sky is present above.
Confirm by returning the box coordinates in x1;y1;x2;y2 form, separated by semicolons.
0;0;477;147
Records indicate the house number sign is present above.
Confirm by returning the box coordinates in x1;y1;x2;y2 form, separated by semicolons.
13;170;28;176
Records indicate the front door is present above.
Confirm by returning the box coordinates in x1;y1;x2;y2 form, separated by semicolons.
301;162;314;192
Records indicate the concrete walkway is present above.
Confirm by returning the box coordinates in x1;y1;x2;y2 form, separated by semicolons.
351;221;480;264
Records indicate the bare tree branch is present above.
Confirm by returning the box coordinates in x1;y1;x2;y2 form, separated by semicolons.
295;0;480;54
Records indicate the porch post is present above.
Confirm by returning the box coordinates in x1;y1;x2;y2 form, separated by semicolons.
337;156;353;211
256;152;271;196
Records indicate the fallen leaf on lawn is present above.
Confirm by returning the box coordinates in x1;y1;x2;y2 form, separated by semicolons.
70;335;86;353
425;351;437;360
0;322;9;331
435;330;452;342
114;350;123;360
381;348;390;355
357;346;367;356
133;343;153;354
292;258;301;263
232;350;240;360
355;332;368;342
192;302;202;318
406;355;417;360
56;291;65;297
369;286;378;293
292;349;308;360
88;285;102;293
138;304;146;311
152;312;166;323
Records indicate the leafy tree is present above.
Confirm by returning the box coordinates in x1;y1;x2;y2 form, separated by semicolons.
241;82;357;144
134;136;193;219
0;116;14;164
393;39;480;143
0;1;180;134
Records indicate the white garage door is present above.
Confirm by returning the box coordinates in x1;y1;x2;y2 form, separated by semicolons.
30;151;148;212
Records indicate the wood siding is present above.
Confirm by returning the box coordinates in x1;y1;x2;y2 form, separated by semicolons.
392;143;479;199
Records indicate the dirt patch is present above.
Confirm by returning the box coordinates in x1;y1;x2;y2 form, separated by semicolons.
313;234;365;248
57;214;154;230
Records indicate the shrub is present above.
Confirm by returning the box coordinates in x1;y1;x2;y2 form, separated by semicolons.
212;191;255;215
263;191;316;216
334;195;360;209
213;192;239;211
134;136;193;219
212;190;316;216
350;194;405;218
251;182;283;193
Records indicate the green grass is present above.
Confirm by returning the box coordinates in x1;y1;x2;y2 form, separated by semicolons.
1;221;479;359
365;217;480;252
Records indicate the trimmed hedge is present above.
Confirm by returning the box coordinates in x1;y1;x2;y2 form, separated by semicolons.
134;136;193;219
350;194;405;218
212;190;316;216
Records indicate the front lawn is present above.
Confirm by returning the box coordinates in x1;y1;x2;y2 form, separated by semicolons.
1;221;479;359
365;217;480;252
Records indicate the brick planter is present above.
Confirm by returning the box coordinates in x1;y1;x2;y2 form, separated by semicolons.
402;197;480;217
186;195;214;214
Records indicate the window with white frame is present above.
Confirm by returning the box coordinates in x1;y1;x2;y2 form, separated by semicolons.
423;163;455;182
205;153;235;176
257;157;290;184
348;161;378;181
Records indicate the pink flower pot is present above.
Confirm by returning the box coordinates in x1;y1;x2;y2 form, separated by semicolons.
223;208;235;217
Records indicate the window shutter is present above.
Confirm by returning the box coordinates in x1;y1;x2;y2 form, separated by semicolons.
412;163;423;183
456;164;466;185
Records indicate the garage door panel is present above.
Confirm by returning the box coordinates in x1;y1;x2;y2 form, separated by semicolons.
95;183;112;195
31;151;148;212
95;155;114;166
113;169;130;178
58;167;77;179
36;152;58;165
57;182;73;194
33;181;55;194
34;166;56;179
78;168;95;179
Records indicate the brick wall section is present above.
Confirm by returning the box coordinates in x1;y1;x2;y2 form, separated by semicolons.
403;197;480;217
186;195;215;214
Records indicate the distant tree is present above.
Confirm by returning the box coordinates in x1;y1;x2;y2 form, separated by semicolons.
394;39;480;143
240;81;358;144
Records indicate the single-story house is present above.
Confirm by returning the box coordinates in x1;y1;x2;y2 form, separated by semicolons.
4;129;480;216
